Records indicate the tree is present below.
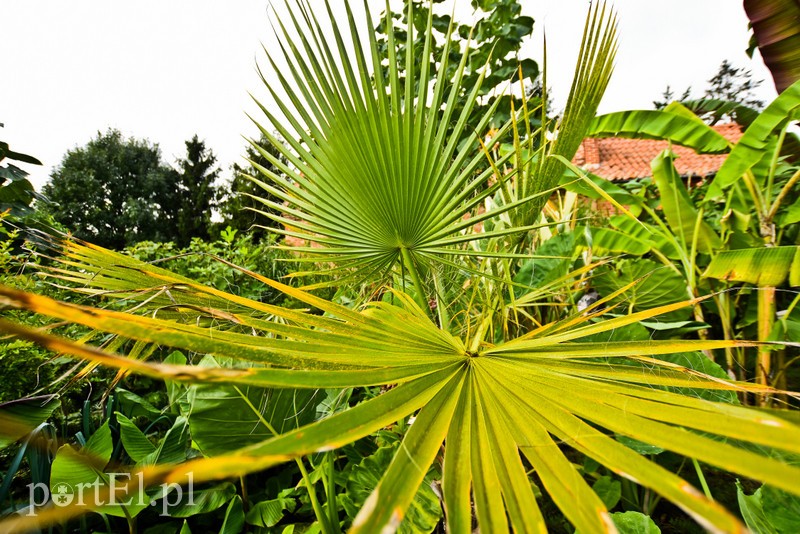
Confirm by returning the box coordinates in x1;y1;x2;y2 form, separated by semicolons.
652;85;692;110
376;0;540;136
217;133;286;241
168;135;221;247
653;60;765;111
704;59;765;109
0;126;43;220
42;129;176;249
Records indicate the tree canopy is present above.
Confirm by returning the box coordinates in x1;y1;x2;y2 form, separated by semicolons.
43;130;221;249
167;135;221;247
653;59;765;111
376;0;539;134
217;133;287;241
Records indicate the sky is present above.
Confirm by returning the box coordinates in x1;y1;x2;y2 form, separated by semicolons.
2;1;778;191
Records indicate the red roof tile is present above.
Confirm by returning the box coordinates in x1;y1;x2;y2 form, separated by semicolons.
573;122;743;181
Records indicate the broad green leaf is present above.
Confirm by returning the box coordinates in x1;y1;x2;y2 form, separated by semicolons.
560;170;642;206
616;435;665;456
651;149;722;253
513;233;576;293
168;482;237;518
245;497;294;528
164;351;188;411
344;446;441;533
137;416;189;468
49;422;151;518
710;78;800;193
657;352;737;403
114;389;162;420
116;412;157;463
779;197;800;226
762;484;800;533
593;258;692;322
737;482;778;534
0;395;60;449
770;318;800;342
587;226;651;256
179;357;323;456
219;495;245;534
592;476;622;510
610;511;661;533
609;215;681;259
588;109;730;153
703;246;800;286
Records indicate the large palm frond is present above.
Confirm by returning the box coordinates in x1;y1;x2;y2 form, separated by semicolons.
1;239;799;533
246;0;615;284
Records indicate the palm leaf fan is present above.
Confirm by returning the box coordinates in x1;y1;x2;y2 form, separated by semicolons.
245;0;557;286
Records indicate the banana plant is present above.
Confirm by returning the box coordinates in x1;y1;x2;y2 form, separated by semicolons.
586;80;800;399
1;1;800;533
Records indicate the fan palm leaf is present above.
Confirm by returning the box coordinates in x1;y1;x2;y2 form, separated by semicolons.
246;0;616;288
1;239;799;533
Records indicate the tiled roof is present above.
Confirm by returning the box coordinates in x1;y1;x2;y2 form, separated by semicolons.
573;122;743;181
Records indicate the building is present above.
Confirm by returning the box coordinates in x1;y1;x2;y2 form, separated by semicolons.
573;123;744;182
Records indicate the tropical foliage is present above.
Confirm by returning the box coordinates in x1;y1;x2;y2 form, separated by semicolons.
587;76;800;395
1;1;800;533
745;0;800;94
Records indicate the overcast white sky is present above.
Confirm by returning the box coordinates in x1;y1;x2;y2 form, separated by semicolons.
2;1;777;190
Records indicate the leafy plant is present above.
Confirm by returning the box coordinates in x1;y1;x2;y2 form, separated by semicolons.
587;79;800;398
745;0;800;94
375;0;539;131
0;1;799;533
0;131;43;220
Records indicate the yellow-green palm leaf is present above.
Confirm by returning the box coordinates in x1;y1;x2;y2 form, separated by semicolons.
1;239;798;533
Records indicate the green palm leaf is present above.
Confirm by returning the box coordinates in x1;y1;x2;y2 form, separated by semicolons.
247;0;620;289
248;0;508;279
2;1;799;532
1;270;797;532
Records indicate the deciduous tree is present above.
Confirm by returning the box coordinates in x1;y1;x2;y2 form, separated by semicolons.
376;0;539;137
42;130;175;249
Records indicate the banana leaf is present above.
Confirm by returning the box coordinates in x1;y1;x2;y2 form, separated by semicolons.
709;78;800;195
651;149;722;254
703;245;800;286
587;108;730;153
744;0;800;94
